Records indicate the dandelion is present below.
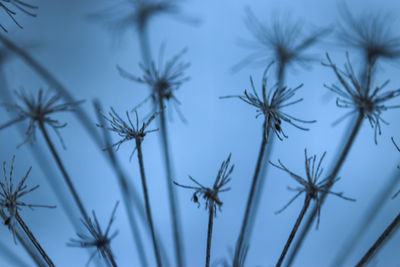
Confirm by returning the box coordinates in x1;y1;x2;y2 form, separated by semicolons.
337;4;400;65
0;0;38;32
323;53;400;144
0;156;55;266
117;46;190;123
232;7;329;76
174;153;234;267
68;202;119;267
0;88;84;149
97;108;162;266
270;149;355;267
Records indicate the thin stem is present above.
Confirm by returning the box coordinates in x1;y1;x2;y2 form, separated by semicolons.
38;121;90;223
157;94;184;267
246;62;286;245
206;202;215;267
0;116;25;130
0;209;45;267
332;168;400;267
276;196;311;267
138;26;152;68
105;245;118;267
286;112;364;267
356;211;400;267
136;139;162;267
234;123;269;266
94;100;150;267
15;213;55;267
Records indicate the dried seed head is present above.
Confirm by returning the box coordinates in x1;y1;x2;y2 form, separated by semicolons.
270;149;355;229
0;156;55;243
117;46;190;122
88;0;198;34
337;4;400;65
174;154;234;217
0;88;84;148
0;0;38;32
323;53;400;144
68;202;119;267
96;108;159;161
222;62;316;140
232;7;329;73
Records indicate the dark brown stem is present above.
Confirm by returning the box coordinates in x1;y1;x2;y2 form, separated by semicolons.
276;196;311;267
16;213;55;267
286;112;364;267
206;202;215;267
356;211;400;267
136;139;162;267
234;123;269;266
38;121;90;223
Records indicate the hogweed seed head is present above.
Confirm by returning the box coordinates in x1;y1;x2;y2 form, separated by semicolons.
323;53;400;144
337;4;400;65
68;202;119;267
0;0;38;32
117;46;190;122
232;7;329;73
174;154;234;217
0;88;84;148
222;62;316;140
270;149;355;229
0;156;55;243
96;108;159;161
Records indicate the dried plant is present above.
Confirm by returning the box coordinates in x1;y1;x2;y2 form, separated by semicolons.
0;88;84;148
232;7;329;75
222;62;315;265
174;153;234;267
68;202;119;267
0;0;38;32
270;149;355;266
337;4;400;65
97;108;162;266
0;156;55;266
117;46;190;123
323;53;400;144
391;137;400;198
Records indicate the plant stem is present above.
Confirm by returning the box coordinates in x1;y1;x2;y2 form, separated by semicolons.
286;112;364;267
332;168;400;267
234;124;269;266
157;94;184;267
206;202;215;267
276;196;311;267
15;213;55;267
136;139;162;267
38;121;90;223
356;211;400;267
104;245;118;267
94;100;150;267
0;117;25;130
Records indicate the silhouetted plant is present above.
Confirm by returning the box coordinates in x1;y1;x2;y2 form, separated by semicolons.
270;149;355;266
233;7;329;77
97;108;162;267
68;202;119;267
0;89;90;223
174;153;234;267
0;156;55;266
0;0;37;32
221;62;315;266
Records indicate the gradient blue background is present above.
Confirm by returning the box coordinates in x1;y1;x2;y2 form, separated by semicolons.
1;0;400;266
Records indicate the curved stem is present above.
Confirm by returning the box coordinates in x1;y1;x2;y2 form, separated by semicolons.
234;124;269;266
136;139;162;267
38;121;90;223
286;112;364;267
276;196;311;267
206;202;215;267
15;213;55;267
356;211;400;267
